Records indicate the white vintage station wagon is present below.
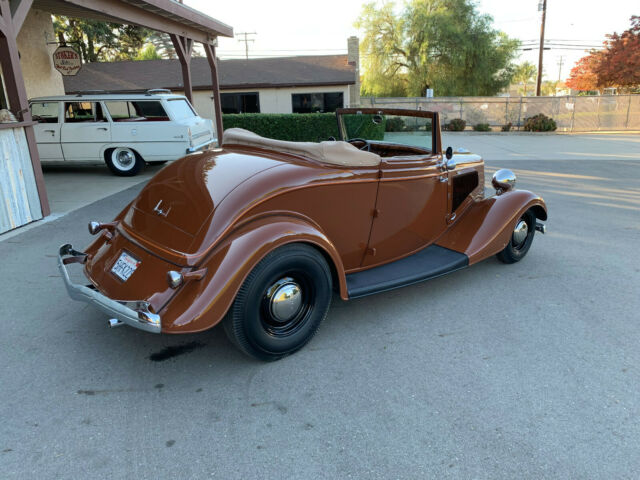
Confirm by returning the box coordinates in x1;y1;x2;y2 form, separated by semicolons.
29;90;216;176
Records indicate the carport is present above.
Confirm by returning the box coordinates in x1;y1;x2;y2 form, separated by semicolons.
0;0;232;234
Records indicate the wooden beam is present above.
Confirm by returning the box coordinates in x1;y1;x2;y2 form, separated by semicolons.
63;0;217;44
11;0;33;33
204;42;224;143
0;28;50;216
171;34;193;103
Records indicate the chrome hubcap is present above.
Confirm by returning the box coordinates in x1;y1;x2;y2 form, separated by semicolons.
266;278;303;323
512;220;529;248
116;150;134;167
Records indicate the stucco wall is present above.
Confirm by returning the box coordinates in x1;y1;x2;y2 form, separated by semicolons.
180;84;351;120
17;9;65;100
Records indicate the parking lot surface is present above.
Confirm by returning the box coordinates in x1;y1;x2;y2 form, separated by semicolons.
1;135;639;479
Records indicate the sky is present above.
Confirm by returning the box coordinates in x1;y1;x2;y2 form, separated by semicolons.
185;0;638;83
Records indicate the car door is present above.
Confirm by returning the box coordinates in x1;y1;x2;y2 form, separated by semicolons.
361;153;449;268
60;101;111;161
30;101;63;161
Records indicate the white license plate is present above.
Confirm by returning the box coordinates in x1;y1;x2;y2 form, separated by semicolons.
111;251;141;282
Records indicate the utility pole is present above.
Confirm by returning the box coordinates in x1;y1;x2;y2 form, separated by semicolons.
536;0;547;96
236;32;256;60
557;56;564;82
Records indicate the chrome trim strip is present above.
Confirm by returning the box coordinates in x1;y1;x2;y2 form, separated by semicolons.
187;137;217;153
58;244;161;334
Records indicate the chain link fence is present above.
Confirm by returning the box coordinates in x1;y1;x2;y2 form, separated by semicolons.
359;95;640;132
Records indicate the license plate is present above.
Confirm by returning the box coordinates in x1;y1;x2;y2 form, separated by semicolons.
111;251;141;282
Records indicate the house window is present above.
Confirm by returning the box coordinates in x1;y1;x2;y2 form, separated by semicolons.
291;92;344;113
221;92;260;114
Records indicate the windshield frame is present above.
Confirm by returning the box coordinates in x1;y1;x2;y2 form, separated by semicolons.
336;108;441;155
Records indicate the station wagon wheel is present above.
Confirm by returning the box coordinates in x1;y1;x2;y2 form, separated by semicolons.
105;147;143;176
496;209;536;264
223;244;332;361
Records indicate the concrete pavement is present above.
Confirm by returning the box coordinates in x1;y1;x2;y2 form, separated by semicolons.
1;135;639;479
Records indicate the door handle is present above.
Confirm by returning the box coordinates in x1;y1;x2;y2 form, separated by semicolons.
44;129;55;133
97;127;109;131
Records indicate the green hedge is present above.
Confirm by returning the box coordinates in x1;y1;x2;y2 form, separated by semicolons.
222;113;385;142
222;113;339;142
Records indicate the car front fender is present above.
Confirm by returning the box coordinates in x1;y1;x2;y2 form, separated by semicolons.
159;214;347;334
436;190;548;265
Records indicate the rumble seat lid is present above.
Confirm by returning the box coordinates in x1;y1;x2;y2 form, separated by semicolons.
222;128;381;167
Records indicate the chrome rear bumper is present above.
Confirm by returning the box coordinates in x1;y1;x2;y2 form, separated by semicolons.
187;137;217;153
58;244;161;333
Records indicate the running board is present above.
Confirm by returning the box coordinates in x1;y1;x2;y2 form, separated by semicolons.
346;245;469;299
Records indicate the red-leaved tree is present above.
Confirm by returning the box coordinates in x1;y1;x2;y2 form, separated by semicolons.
566;16;640;92
596;15;640;91
566;53;601;91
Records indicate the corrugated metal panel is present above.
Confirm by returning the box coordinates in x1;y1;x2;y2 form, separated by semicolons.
0;127;43;234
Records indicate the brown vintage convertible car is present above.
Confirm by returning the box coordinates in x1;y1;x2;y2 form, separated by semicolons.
59;108;547;361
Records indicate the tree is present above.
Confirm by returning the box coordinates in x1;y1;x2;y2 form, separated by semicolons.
135;44;162;61
148;32;177;59
540;80;559;96
53;16;150;62
566;16;640;93
356;0;519;97
596;15;640;92
565;53;600;92
513;62;537;96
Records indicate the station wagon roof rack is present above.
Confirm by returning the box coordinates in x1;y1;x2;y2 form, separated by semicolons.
146;89;172;95
75;90;106;97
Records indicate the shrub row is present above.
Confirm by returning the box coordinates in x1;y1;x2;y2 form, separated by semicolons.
222;113;385;142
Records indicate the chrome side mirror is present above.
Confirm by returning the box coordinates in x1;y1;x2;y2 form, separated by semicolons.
446;159;456;170
492;169;516;194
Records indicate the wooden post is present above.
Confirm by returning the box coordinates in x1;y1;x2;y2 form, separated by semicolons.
0;0;49;216
170;34;193;103
204;42;224;143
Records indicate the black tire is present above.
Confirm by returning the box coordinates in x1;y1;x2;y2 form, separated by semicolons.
223;244;333;361
104;147;143;176
496;209;536;264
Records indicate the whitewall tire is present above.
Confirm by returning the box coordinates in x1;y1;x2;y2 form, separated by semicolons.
105;147;143;176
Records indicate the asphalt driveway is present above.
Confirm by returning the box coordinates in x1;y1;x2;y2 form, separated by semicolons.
1;142;639;478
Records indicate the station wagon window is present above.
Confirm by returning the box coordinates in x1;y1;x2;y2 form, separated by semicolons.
64;102;106;122
221;92;260;114
30;102;59;123
292;92;344;113
104;100;169;122
165;98;196;121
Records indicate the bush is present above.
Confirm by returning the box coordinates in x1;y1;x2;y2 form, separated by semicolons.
523;113;557;132
447;118;466;131
385;116;406;132
222;113;386;142
501;122;512;132
473;123;491;132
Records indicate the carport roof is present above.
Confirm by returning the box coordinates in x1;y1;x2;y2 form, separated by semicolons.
63;55;356;93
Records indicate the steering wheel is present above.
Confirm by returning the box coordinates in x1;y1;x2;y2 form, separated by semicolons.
348;138;371;152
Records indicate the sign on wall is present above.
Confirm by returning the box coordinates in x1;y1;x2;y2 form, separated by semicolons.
52;46;81;76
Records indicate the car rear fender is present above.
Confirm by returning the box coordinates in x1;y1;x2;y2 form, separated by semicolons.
159;214;347;334
436;190;547;265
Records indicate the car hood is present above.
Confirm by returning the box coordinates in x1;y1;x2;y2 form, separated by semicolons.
119;147;337;265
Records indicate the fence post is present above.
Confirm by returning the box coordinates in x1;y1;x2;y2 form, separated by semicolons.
596;97;602;131
505;97;509;128
517;97;523;131
570;96;576;132
625;95;632;130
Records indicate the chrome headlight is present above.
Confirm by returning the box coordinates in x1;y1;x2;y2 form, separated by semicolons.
492;169;516;194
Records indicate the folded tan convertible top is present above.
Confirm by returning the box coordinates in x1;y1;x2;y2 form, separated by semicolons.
221;128;381;167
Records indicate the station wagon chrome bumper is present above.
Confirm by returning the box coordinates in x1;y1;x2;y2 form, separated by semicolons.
187;137;217;153
58;244;161;333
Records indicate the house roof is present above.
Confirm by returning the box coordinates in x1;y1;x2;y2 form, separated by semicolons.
63;55;356;93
